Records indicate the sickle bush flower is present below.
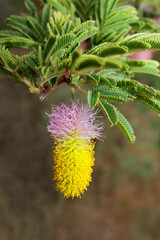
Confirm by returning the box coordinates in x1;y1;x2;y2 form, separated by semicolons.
47;101;103;198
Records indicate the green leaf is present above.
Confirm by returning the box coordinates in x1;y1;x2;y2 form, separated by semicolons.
99;75;116;88
97;45;128;57
23;54;38;70
7;17;38;41
49;76;58;87
117;110;136;142
42;3;51;29
47;0;67;15
44;36;57;63
0;65;17;79
52;33;75;57
72;20;95;34
62;20;72;34
0;46;16;69
66;27;97;57
25;0;37;16
103;5;138;32
104;59;123;69
0;37;39;49
130;60;160;76
99;100;118;125
86;74;100;84
75;55;104;72
116;79;138;88
37;45;44;65
137;97;160;115
92;85;135;102
106;0;118;15
27;16;46;41
70;50;81;69
123;40;151;51
120;33;160;50
95;0;106;25
0;30;22;38
88;90;100;109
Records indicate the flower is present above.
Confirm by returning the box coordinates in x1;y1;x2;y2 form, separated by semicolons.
47;101;103;198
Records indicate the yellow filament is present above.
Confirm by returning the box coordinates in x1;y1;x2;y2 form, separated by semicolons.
53;134;95;198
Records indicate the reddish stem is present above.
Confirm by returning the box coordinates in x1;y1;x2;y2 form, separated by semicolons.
39;75;66;102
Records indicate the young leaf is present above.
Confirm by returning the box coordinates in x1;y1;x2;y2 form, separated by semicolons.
106;0;119;15
42;3;51;29
117;110;136;143
99;100;118;125
75;55;104;72
44;36;57;63
86;74;100;84
99;75;116;88
137;97;160;115
88;90;100;109
27;16;46;41
0;37;39;49
25;0;37;16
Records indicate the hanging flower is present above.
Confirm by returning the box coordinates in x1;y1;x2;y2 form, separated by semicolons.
47;101;103;198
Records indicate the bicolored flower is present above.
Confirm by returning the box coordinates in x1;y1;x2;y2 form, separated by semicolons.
47;101;103;198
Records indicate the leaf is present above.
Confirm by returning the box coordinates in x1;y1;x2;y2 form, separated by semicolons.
47;0;68;15
42;3;51;29
66;27;98;57
0;65;17;79
86;74;100;84
49;76;58;87
75;55;104;72
116;79;138;88
137;97;160;115
99;75;116;88
44;36;57;63
92;85;135;102
130;60;160;76
37;45;44;65
62;20;72;34
70;50;81;69
25;0;37;16
0;30;22;38
95;0;107;25
104;59;123;69
117;110;136;142
97;45;128;57
7;17;38;41
99;100;118;125
23;54;38;70
103;5;138;32
0;37;39;49
52;33;75;57
72;20;95;34
123;40;151;51
27;16;46;41
106;0;119;15
0;46;16;69
88;90;100;109
120;33;160;50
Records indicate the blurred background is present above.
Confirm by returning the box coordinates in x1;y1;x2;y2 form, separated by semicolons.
0;1;160;239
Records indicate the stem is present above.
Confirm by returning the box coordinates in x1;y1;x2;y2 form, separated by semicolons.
71;87;76;100
72;84;88;96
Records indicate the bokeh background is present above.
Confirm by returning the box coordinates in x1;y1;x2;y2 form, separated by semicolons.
0;1;160;239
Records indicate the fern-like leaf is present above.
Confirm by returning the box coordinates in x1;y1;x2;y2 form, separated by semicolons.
88;90;100;109
117;110;136;143
99;100;118;125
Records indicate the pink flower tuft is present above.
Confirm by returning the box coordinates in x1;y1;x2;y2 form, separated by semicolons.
47;101;103;140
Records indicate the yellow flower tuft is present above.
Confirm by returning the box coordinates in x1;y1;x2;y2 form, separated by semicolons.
53;133;95;198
